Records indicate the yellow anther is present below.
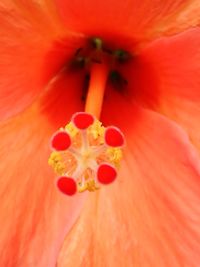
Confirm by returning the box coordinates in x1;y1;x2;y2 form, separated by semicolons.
48;155;56;167
86;179;100;191
65;122;78;137
89;120;105;141
48;152;66;175
78;179;99;193
84;170;90;180
106;147;123;168
78;183;88;193
54;162;66;175
48;158;54;166
49;151;62;162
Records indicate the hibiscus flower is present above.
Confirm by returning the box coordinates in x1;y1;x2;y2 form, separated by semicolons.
1;0;200;266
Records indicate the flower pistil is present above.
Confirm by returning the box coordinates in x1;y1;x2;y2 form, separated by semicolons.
48;37;128;196
48;112;124;195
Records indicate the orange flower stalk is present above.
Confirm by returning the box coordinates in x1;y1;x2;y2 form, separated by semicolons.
1;1;200;267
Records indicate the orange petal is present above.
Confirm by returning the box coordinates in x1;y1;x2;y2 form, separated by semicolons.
58;104;200;267
155;0;200;37
0;0;82;120
0;70;85;266
134;27;200;152
55;0;200;42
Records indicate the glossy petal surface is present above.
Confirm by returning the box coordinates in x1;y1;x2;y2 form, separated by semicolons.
55;0;200;42
134;28;200;152
0;69;85;266
0;0;82;120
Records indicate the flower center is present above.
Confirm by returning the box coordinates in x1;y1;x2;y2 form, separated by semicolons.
71;37;131;105
48;37;128;196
